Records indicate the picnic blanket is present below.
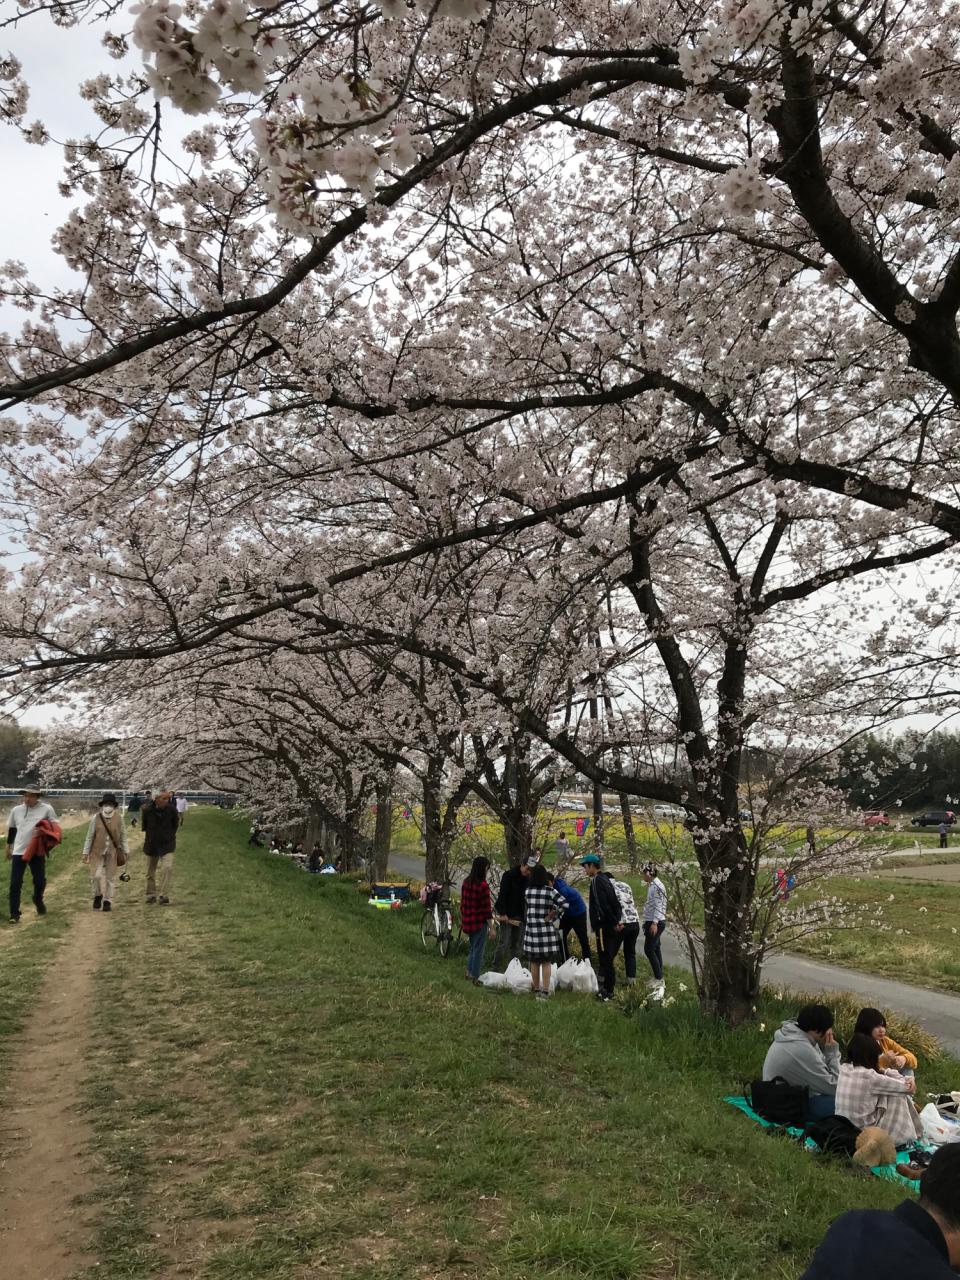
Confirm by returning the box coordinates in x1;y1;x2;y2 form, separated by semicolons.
724;1095;929;1191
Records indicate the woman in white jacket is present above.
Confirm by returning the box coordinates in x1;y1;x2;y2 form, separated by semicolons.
836;1033;922;1146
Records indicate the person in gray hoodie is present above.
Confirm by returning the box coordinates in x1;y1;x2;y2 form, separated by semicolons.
762;1004;840;1120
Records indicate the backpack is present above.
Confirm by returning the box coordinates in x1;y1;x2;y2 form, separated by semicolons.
803;1114;861;1156
747;1077;809;1128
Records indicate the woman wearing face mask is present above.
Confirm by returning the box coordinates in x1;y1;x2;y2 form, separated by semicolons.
81;793;128;913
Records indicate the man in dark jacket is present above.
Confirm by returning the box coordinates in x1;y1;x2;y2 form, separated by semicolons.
493;857;532;969
582;853;623;1000
801;1143;960;1278
142;790;179;904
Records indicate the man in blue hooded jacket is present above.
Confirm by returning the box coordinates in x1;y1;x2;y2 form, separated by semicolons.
549;871;592;962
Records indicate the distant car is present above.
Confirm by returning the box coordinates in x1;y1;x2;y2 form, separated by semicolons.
738;809;753;824
911;810;956;827
651;804;684;819
862;811;889;827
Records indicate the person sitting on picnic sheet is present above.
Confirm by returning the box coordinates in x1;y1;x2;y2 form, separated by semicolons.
800;1143;960;1279
835;1033;922;1147
853;1007;918;1077
762;1003;840;1121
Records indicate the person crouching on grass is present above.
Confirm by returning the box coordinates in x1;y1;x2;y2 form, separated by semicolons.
522;863;566;1000
82;793;128;913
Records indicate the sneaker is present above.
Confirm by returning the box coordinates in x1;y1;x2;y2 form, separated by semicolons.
93;895;103;910
35;901;46;916
650;982;665;1002
8;914;20;923
102;901;112;913
145;895;157;904
596;991;612;1003
158;896;170;905
535;990;549;1002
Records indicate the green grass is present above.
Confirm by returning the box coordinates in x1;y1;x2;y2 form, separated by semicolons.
789;871;960;993
31;809;949;1280
0;825;87;1090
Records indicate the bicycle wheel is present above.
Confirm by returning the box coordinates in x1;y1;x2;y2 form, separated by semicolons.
438;908;454;957
421;908;439;948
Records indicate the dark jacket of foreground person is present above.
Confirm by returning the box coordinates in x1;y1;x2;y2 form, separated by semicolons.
494;866;526;921
587;871;622;932
142;801;179;857
801;1201;954;1279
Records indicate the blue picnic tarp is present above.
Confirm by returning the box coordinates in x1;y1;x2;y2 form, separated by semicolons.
723;1094;926;1191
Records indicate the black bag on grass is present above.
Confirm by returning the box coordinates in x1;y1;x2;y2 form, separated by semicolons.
747;1077;808;1127
804;1114;861;1156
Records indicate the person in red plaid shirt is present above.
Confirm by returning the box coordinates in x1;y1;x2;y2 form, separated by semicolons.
460;856;494;982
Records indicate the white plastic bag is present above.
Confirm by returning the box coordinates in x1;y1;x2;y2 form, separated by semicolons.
477;970;508;989
920;1102;960;1145
570;959;599;995
555;958;578;991
504;958;533;993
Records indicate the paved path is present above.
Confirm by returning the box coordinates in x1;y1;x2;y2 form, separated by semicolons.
389;851;960;1056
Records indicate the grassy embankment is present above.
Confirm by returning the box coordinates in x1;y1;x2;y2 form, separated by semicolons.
0;808;946;1280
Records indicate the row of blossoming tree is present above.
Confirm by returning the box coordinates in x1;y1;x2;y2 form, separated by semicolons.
1;0;959;1020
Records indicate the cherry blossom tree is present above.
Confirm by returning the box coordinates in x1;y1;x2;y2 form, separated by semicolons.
3;1;960;1019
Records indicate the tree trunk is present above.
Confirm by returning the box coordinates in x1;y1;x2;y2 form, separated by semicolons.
502;809;533;866
374;778;393;880
422;769;447;883
304;805;322;872
619;795;639;871
695;831;759;1025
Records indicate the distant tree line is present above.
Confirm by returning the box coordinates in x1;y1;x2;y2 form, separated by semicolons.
833;732;960;812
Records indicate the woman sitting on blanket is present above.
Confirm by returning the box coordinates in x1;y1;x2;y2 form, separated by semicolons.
836;1033;922;1147
853;1007;918;1077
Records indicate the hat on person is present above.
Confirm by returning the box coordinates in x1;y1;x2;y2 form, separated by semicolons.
18;785;43;796
580;853;601;866
99;793;118;807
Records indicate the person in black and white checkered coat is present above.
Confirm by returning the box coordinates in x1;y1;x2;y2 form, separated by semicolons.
522;863;567;1000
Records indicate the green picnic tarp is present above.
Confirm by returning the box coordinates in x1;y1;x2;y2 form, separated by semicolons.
723;1094;924;1191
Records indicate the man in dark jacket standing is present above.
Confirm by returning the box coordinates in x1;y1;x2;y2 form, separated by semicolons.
142;790;179;904
493;856;532;969
801;1143;960;1278
582;853;623;1000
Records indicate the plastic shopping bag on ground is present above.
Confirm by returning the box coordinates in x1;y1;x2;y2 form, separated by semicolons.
570;959;599;995
477;970;508;989
504;958;533;993
920;1102;960;1144
555;958;578;991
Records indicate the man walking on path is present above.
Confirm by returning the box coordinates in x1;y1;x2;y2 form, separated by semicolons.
82;793;128;913
641;863;668;999
6;787;58;923
939;820;949;849
175;793;188;827
582;853;623;1001
142;791;179;904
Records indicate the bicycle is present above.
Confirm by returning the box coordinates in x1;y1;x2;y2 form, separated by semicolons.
420;881;455;957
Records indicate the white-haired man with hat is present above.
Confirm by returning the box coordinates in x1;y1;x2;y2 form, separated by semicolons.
6;786;58;923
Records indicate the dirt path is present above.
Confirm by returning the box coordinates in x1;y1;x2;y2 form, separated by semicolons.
0;907;102;1279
